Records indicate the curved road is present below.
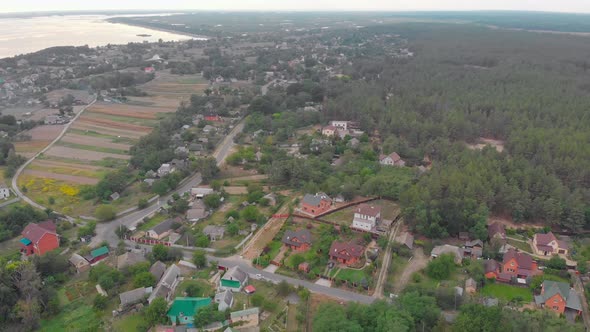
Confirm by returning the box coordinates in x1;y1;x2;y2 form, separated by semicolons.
11;98;97;216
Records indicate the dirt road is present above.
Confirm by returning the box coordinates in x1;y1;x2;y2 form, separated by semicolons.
393;247;429;294
241;200;293;260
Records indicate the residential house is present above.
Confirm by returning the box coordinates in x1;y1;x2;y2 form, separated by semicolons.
430;245;463;264
321;125;337;137
150;261;167;282
188;143;203;153
330;120;350;130
351;204;381;232
498;249;539;284
158;163;175;177
109;192;120;201
117;252;147;270
282;229;312;251
395;232;414;250
329;241;364;266
465;278;477;294
69;253;90;273
147;219;176;240
186;207;208;223
533;232;568;256
0;185;10;199
219;266;248;292
488;223;506;241
230;307;260;329
463;239;483;259
347;137;360;149
203;125;215;133
300;192;332;216
20;221;59;256
535;280;582;316
214;290;234;312
484;259;500;279
148;264;181;303
263;192;277;206
379;152;405;167
145;170;157;178
203;225;225;241
167;297;212;325
205;115;223;122
85;246;109;264
191;187;214;198
119;287;151;308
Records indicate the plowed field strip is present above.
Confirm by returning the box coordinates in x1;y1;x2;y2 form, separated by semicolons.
22;170;99;185
62;133;132;150
45;146;130;161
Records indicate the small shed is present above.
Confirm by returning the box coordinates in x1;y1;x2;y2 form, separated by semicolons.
298;262;310;273
465;278;477;294
244;285;256;294
69;253;90;273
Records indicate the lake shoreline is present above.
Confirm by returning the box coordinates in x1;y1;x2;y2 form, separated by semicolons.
106;18;209;40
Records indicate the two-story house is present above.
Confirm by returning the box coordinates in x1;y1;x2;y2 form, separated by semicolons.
498;249;539;284
20;221;59;256
300;192;332;216
379;152;406;167
535;280;582;316
351;204;381;232
282;229;312;251
533;232;568;256
321;125;337;137
329;241;364;266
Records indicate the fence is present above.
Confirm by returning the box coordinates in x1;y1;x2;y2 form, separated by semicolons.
128;237;171;246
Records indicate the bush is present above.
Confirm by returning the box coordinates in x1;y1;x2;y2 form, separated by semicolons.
93;295;108;310
95;204;116;221
426;254;456;280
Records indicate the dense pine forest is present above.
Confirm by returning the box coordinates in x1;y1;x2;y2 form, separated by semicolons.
320;23;590;236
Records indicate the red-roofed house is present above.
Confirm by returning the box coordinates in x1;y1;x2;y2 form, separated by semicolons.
329;241;364;266
484;259;500;279
533;232;568;256
205;115;223;122
488;223;506;241
379;152;405;167
20;221;59;256
352;204;382;231
321;125;337;137
499;249;539;283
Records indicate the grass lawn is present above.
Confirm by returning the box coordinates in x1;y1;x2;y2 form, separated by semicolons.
481;283;533;302
113;313;144;332
57;141;129;155
139;213;167;231
333;268;369;283
323;199;401;225
68;128;138;145
175;279;215;298
39;303;101;332
506;239;532;253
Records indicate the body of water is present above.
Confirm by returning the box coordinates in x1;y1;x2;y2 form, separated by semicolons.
0;15;194;59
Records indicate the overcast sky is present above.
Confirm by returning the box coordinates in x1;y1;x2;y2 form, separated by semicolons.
3;1;590;13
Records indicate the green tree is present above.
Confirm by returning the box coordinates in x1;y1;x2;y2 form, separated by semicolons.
95;205;116;222
145;297;169;326
152;244;169;261
241;205;260;222
193;250;207;268
134;271;156;288
426;254;456;280
227;222;239;236
204;194;222;209
93;295;108;310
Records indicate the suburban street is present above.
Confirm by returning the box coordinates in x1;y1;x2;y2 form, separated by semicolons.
93;119;244;247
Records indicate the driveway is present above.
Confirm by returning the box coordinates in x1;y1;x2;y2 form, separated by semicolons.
263;264;279;273
315;278;332;287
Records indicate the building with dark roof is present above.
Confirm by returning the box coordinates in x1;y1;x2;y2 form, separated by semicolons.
150;261;167;282
300;192;332;216
282;229;312;251
533;232;568;256
352;204;381;232
499;249;540;284
535;280;582;316
147;219;176;240
488;223;506;241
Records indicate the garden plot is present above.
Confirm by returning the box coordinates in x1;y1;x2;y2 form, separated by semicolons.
322;199;401;226
22;170;99;185
14;124;65;157
44;146;130;161
61;133;132;151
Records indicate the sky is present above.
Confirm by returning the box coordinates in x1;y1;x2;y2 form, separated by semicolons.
3;0;590;14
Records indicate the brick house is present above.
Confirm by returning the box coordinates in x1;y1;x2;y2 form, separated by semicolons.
20;221;59;256
300;193;332;216
535;280;582;316
282;229;312;251
533;232;568;256
329;241;364;266
379;152;405;167
351;204;381;232
321;125;337;137
498;249;539;283
484;259;500;279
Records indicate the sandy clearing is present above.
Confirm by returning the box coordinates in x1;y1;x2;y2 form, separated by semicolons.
393;248;429;293
45;146;130;161
71;122;145;139
488;216;544;229
22;169;99;185
77;117;152;133
61;133;132;150
31;159;106;171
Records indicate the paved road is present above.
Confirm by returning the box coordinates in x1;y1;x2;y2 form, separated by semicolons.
93;119;244;247
11;98;97;215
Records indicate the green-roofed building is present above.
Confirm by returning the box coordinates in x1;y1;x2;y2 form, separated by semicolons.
167;297;212;325
85;246;109;264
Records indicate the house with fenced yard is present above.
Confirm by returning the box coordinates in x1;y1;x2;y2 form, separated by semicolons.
219;266;248;292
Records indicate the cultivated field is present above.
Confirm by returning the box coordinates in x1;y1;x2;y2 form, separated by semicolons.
18;72;209;216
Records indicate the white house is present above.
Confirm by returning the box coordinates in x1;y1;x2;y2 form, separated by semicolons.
352;204;382;231
0;185;10;199
379;152;406;167
157;163;175;177
330;121;350;130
